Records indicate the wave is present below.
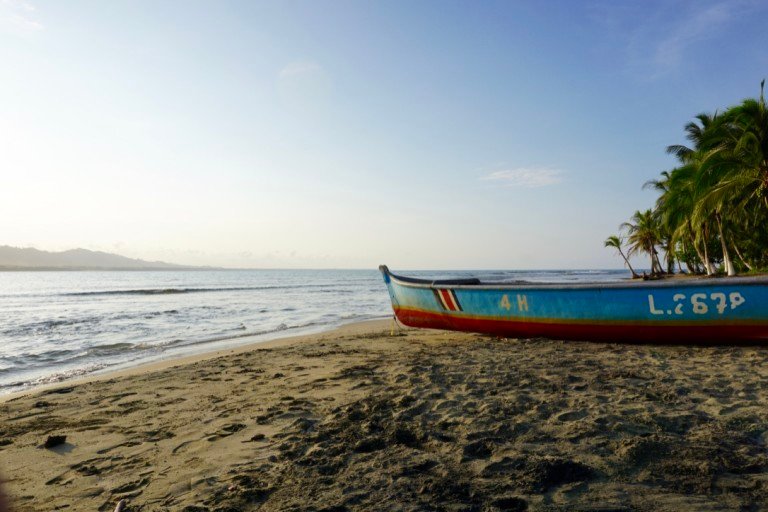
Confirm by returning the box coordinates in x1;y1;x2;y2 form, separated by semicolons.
60;283;334;297
86;342;136;356
154;321;314;350
2;309;181;337
3;317;99;334
5;362;109;390
0;312;390;394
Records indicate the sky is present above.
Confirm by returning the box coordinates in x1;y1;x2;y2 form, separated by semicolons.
1;0;767;269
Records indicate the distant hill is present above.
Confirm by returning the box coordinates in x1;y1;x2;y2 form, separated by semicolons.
0;246;209;271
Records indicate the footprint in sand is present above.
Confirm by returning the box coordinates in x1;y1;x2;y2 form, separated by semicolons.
206;423;247;441
554;410;588;422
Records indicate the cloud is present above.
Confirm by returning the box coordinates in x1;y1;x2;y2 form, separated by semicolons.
0;0;43;33
480;168;563;188
649;2;732;73
590;0;763;79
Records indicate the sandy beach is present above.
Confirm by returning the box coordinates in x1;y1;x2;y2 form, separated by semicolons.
2;319;768;511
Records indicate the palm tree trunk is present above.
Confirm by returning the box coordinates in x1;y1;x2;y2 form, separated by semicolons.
618;249;640;278
646;244;657;275
730;235;753;271
715;212;736;276
651;247;663;275
688;235;707;274
700;226;715;275
701;239;714;275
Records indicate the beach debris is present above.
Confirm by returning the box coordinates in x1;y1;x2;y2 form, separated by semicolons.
43;434;67;449
114;499;127;512
247;433;266;442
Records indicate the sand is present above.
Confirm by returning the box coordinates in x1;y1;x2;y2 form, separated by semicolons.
2;319;768;511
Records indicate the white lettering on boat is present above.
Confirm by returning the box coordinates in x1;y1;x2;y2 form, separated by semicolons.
691;293;708;314
499;294;529;312
647;295;664;315
673;293;685;314
710;292;727;314
647;291;746;316
730;292;746;309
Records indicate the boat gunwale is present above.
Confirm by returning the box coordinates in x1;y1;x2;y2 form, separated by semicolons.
379;265;768;291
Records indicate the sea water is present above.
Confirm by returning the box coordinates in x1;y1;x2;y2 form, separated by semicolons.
0;268;628;394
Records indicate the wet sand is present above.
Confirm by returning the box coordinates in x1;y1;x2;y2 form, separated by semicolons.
2;319;768;511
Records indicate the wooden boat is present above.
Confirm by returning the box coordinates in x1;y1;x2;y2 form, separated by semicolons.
379;265;768;342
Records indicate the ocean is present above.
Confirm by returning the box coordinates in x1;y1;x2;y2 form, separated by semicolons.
0;268;628;394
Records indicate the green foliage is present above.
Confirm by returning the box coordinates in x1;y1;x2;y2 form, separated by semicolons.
611;82;768;276
620;209;664;274
604;235;638;277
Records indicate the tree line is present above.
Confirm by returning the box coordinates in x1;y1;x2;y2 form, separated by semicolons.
606;81;768;278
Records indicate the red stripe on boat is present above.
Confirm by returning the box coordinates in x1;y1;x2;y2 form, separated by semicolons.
393;307;768;343
433;289;449;310
439;289;458;311
439;289;463;311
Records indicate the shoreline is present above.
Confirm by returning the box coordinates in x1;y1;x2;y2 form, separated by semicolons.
0;317;392;404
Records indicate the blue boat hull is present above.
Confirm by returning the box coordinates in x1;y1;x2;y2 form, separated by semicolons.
379;266;768;342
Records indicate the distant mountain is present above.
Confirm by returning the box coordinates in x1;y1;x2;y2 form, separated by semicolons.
0;246;208;270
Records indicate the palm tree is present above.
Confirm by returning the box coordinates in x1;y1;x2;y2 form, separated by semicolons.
694;81;768;274
620;209;664;275
660;121;710;274
644;171;678;273
704;80;768;210
662;112;733;275
617;81;768;276
657;161;716;274
604;235;640;278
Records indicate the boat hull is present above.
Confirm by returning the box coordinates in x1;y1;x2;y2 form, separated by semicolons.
379;266;768;343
